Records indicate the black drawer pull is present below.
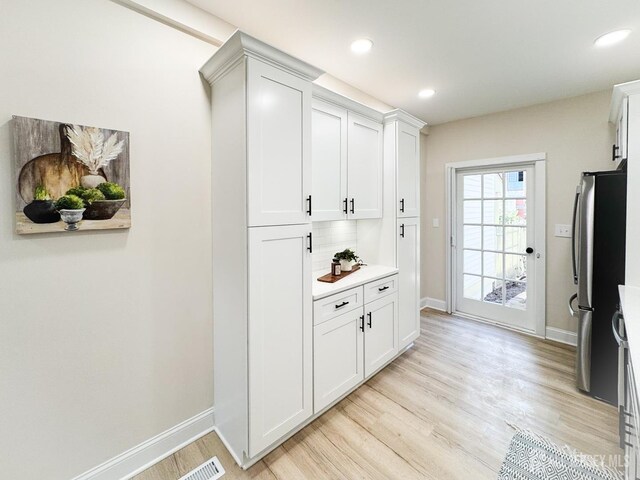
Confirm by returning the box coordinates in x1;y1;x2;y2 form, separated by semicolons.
400;224;405;238
400;198;405;213
360;315;365;332
350;198;355;214
306;195;312;216
378;286;390;292
335;301;349;309
307;232;313;253
343;198;348;214
367;311;372;328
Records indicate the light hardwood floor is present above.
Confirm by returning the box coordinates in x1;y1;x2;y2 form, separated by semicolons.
133;309;620;480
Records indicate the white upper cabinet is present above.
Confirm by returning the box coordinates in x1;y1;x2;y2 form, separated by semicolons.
247;58;312;227
384;110;426;219
397;123;421;218
311;86;384;221
248;224;313;456
311;99;348;221
398;218;420;349
347;112;383;220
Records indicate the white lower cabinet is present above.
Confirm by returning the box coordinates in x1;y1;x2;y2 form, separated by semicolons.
313;277;399;414
314;308;364;412
364;293;399;377
248;224;313;456
398;218;420;349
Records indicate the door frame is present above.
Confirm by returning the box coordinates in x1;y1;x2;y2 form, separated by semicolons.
445;153;546;337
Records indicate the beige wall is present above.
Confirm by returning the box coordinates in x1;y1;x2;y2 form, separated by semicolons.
0;1;216;478
421;90;615;332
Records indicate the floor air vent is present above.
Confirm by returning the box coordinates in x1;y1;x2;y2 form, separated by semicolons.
178;456;225;480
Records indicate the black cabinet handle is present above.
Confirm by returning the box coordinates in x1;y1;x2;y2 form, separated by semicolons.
335;301;349;309
400;224;405;238
343;198;348;214
350;198;355;214
367;312;372;328
307;232;312;253
400;198;405;213
613;144;621;162
360;315;365;332
306;195;312;216
378;286;389;292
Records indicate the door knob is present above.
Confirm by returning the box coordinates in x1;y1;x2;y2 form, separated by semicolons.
526;247;534;254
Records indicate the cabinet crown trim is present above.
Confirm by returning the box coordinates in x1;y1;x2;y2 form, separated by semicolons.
312;84;384;123
610;79;640;123
200;30;324;84
383;109;426;129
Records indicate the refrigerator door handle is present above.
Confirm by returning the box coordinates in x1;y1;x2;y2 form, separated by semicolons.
568;293;578;317
571;187;580;285
577;309;593;392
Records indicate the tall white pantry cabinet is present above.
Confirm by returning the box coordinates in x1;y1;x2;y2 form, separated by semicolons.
201;31;426;468
200;31;323;466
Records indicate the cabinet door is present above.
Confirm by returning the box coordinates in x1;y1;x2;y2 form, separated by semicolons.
397;122;421;218
247;58;311;227
347;112;383;220
312;99;348;221
364;293;399;377
248;224;312;456
314;308;364;413
398;218;421;349
621;97;629;162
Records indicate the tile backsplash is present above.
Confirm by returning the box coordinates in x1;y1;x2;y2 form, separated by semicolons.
312;220;358;272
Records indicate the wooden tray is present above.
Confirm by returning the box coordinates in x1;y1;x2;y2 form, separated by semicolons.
317;265;361;283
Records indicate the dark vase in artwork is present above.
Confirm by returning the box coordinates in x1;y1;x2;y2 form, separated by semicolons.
23;200;60;224
83;199;126;220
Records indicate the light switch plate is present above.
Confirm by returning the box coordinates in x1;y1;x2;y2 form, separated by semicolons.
555;224;571;238
432;218;440;228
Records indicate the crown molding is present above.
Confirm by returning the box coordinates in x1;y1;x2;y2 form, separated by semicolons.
610;79;640;123
312;84;385;123
200;30;324;84
383;109;427;129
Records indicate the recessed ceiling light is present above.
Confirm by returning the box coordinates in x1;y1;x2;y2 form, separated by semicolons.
351;38;373;54
594;29;631;47
418;89;436;99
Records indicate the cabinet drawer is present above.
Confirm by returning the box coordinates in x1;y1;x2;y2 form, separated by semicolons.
314;286;364;325
364;274;398;304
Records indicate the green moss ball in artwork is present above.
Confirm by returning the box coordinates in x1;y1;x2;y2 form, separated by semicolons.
96;182;126;200
81;188;106;205
55;194;85;210
65;186;87;197
34;185;51;201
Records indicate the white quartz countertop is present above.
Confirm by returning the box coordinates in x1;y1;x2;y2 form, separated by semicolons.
620;285;640;374
312;264;399;300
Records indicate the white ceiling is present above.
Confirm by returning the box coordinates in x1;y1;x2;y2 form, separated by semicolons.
187;0;640;125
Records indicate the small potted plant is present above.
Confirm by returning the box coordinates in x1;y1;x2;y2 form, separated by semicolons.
23;185;60;224
334;249;359;272
55;194;86;231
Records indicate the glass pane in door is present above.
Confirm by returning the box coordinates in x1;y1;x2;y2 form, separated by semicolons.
460;170;529;310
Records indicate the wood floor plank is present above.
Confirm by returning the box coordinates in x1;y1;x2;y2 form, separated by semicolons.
132;309;621;480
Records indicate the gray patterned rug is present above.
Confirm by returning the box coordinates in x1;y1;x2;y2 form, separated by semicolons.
499;428;623;480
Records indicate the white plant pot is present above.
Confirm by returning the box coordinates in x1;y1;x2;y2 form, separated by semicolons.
80;174;106;189
340;259;354;272
59;208;86;231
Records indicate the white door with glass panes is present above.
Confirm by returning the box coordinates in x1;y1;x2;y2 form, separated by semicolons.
455;167;536;331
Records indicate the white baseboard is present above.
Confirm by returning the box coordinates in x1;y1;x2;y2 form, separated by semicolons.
71;407;215;480
421;297;447;312
545;327;577;347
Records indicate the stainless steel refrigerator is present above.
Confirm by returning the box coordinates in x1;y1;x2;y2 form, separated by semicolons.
569;169;626;405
